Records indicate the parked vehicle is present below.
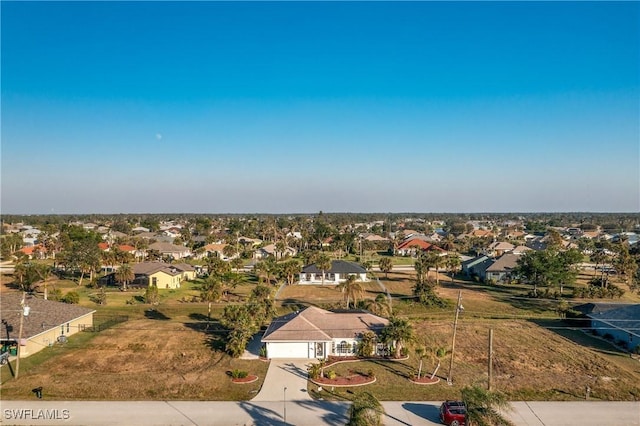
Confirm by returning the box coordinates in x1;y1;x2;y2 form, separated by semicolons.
440;400;467;426
0;351;10;365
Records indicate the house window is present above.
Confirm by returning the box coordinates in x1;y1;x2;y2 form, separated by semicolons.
66;323;70;333
338;341;349;355
61;325;65;335
152;277;157;286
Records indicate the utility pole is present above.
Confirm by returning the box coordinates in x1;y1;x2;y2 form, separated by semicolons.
447;290;463;385
488;328;494;391
15;292;29;380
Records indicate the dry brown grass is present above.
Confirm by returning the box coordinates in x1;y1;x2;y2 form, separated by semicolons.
0;319;269;401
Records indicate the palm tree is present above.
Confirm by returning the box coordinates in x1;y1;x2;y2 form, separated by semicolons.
445;254;461;282
414;256;429;285
381;317;414;358
337;275;365;309
347;392;384;426
281;260;302;285
461;385;514;426
426;251;445;285
378;257;393;278
315;253;332;286
115;263;135;291
365;294;391;317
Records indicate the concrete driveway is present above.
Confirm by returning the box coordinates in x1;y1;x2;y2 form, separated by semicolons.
251;359;313;402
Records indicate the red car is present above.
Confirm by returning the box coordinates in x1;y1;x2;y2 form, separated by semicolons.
440;400;467;426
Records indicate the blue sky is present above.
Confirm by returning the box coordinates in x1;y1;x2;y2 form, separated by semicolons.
2;1;638;214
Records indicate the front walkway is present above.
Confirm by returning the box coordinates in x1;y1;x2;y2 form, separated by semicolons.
251;359;313;402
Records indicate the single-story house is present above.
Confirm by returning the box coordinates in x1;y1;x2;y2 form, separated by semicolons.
299;260;368;284
487;241;515;257
261;306;389;359
255;243;297;260
130;262;196;289
148;242;192;259
485;253;520;284
203;243;231;259
0;293;95;358
395;238;445;257
461;255;493;280
580;303;640;353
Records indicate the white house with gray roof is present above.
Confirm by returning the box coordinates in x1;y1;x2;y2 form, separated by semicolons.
299;260;368;284
261;306;388;359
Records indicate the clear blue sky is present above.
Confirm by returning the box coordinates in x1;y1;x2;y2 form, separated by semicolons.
2;1;638;214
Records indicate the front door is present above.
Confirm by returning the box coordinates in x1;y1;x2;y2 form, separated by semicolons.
315;342;324;358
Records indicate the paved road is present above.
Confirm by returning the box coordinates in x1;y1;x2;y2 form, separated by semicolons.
1;400;639;425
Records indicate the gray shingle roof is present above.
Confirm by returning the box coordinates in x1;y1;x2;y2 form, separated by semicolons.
0;292;95;341
301;260;366;274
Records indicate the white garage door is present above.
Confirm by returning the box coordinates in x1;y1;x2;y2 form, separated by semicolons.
267;342;309;359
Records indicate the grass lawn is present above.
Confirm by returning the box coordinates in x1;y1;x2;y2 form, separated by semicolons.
2;260;640;402
308;318;640;401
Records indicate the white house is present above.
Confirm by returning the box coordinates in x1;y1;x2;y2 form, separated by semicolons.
261;307;388;359
299;260;368;285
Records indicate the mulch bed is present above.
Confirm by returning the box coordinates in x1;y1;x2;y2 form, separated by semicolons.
409;376;440;385
231;375;259;384
310;373;376;388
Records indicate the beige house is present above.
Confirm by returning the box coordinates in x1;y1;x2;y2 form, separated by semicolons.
132;262;196;289
262;307;388;359
1;293;95;358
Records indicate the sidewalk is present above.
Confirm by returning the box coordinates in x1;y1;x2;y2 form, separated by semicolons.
1;400;638;425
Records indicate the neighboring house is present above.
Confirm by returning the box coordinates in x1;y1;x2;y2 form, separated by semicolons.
395;238;445;257
18;244;48;260
148;242;192;259
575;303;640;353
485;253;520;284
255;243;297;260
203;243;230;259
511;245;532;255
461;255;493;280
0;293;95;358
361;233;390;243
299;260;368;284
261;306;389;359
487;241;515;257
132;226;150;233
130;262;195;289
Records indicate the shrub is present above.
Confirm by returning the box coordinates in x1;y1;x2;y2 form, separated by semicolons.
231;369;248;379
47;288;63;301
61;291;80;304
326;370;337;380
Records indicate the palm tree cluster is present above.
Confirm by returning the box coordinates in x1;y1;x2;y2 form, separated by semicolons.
220;284;276;357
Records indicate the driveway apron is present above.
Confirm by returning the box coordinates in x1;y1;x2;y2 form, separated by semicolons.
251;359;313;402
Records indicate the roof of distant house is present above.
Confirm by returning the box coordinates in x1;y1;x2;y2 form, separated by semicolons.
486;253;520;272
301;260;366;274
